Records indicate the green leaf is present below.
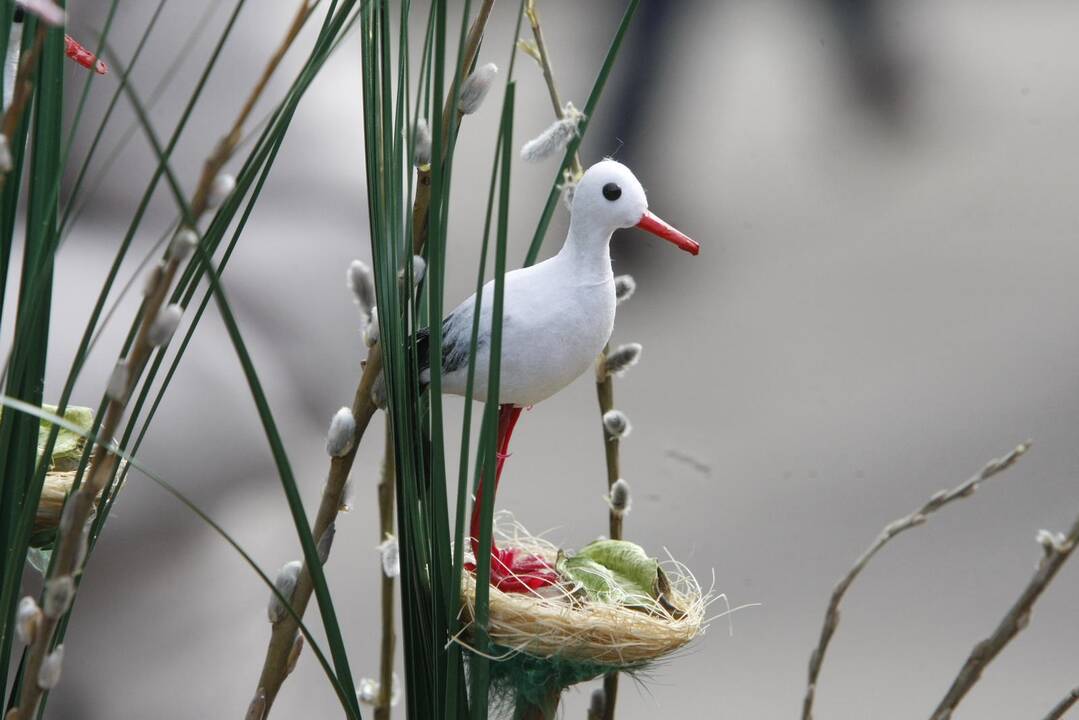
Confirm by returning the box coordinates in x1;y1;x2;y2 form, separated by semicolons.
558;539;666;607
35;405;93;471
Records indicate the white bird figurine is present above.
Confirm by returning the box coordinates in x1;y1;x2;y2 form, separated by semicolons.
415;159;699;591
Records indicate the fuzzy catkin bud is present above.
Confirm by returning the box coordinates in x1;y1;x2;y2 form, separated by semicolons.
614;274;636;304
357;677;379;705
357;675;399;707
317;523;336;565
43;575;75;618
457;63;497;114
516;38;541;64
604;342;642;378
363;307;380;348
325;407;356;458
609;478;631;517
37;644;63;689
16;596;40;645
378;536;400;578
413;118;432;167
1036;528;1071;554
410;255;426;285
520;102;584;162
207;172;236;209
106;361;129;403
148;304;183;347
347;260;376;319
602;409;632;439
0;134;11;173
268;560;302;624
169;227;198;262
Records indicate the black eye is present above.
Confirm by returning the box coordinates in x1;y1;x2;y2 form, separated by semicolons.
602;183;622;201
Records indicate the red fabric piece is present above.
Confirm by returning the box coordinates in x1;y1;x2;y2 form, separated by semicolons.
465;546;559;593
64;35;108;74
469;405;523;556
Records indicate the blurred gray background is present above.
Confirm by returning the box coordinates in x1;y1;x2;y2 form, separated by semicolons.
6;0;1079;717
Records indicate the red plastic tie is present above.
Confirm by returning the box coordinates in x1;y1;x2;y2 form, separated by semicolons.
64;35;108;75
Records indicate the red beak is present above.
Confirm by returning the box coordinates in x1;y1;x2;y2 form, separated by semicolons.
636;210;699;255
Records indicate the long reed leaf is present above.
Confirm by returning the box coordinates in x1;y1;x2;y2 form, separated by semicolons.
468;79;514;720
108;48;364;719
0;396;356;714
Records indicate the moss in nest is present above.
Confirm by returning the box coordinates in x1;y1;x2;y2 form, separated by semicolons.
486;645;640;713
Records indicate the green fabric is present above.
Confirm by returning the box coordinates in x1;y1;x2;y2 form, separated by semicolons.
558;539;669;608
485;646;640;718
37;404;94;471
0;403;95;471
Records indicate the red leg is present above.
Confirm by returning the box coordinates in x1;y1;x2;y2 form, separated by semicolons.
466;404;557;593
470;404;522;556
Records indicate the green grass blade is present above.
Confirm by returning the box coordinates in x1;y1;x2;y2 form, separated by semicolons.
36;7;366;712
108;46;364;719
468;80;514;720
444;10;527;718
0;397;356;714
0;14;65;700
58;0;172;237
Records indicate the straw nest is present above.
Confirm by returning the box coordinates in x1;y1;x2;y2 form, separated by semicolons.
458;514;708;667
35;472;76;539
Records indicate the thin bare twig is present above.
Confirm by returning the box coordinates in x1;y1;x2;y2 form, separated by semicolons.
595;351;621;538
247;2;497;713
930;506;1079;719
1042;687;1079;720
190;1;314;217
801;442;1031;720
10;7;316;718
595;348;622;720
524;0;582;178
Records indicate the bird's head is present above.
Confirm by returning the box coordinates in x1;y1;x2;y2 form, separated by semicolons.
572;160;699;255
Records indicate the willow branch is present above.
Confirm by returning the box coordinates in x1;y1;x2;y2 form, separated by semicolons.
9;252;186;720
10;6;317;717
247;1;497;713
594;350;621;537
930;504;1079;719
524;0;582;177
801;442;1031;720
374;425;396;720
596;348;621;720
0;25;45;190
191;1;314;216
1042;687;1079;720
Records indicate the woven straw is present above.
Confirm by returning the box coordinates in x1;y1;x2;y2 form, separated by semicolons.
458;514;706;667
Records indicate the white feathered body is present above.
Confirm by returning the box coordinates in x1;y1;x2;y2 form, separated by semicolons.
439;248;616;406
